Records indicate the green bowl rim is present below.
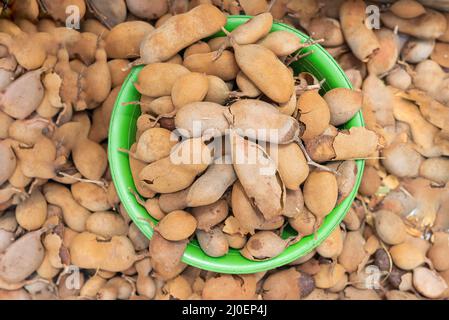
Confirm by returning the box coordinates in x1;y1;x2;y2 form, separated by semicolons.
108;15;365;274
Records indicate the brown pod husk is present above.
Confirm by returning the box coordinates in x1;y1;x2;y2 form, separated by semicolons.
72;138;108;181
105;21;154;59
413;267;448;299
235;71;261;98
288;206;316;237
39;0;86;22
401;89;449;132
390;0;426;19
381;9;447;40
0;32;47;70
428;232;449;271
157;210;197;241
298;90;330;141
86;0;127;29
307;17;344;47
67;32;98;65
69;232;138;272
139;138;212;194
205;75;230;105
85;211;128;239
419;157;449;185
133;127;177;163
128;222;149;251
333;127;379;160
196;228;229;258
381;142;423;178
258;30;303;57
240;231;292;261
15;190;47;231
184;158;236;207
82;18;109;37
367;29;399;76
391;92;443;158
339;0;380;61
12;137;61;180
54;48;82;110
362;74;395;127
230;12;273;45
226;99;302;144
183;50;240;81
239;0;267;15
142;96;175;116
389;237;428;271
403;38;435;64
314;263;346;289
268;142;309;190
134;63;190;98
0;68;44;120
158;189;189;213
140;4;227;64
177;45;201;62
0;228;46;283
149;231;187;280
43;183;91;232
192;199;229;232
128;144;156;199
175;101;229;138
338;230;366;273
171;72;209;109
323;88;362;127
358;165;381;196
328;160;358;204
316;227;344;259
231;181;266;235
0;229;14;254
374;210;407;245
230;131;286;221
0;140;16;186
202;274;257;300
71;182;111;212
282;189;304;219
0;69;14;92
303;171;338;219
225;233;247;250
108;59;130;88
262;268;315;300
126;0;168;19
231;42;294;104
82;45;112;109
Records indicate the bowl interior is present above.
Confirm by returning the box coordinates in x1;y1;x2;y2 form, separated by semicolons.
108;16;365;274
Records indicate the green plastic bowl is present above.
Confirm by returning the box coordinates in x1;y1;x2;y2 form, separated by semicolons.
108;16;365;274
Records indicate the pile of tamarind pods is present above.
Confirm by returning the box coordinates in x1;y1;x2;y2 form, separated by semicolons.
0;0;448;300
